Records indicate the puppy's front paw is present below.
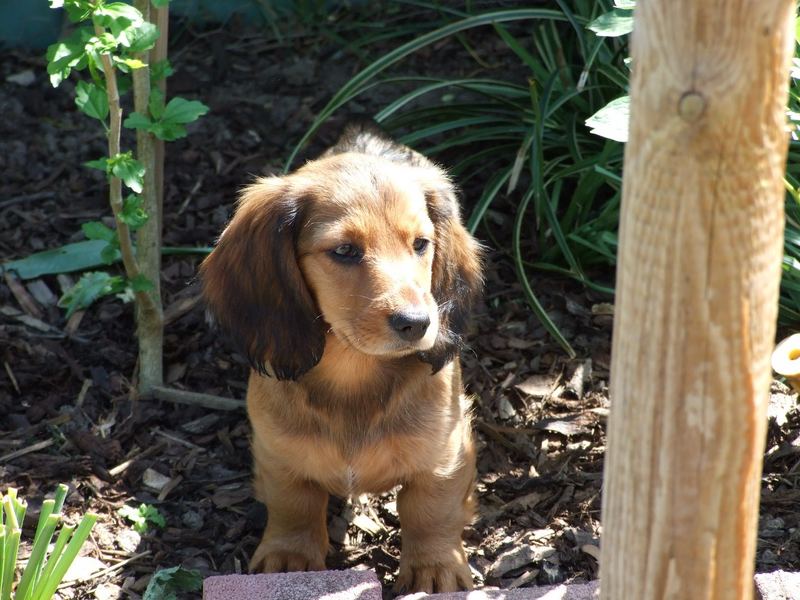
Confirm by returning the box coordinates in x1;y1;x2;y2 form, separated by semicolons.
393;554;473;594
249;540;326;573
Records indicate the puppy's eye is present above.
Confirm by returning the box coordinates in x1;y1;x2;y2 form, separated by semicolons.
412;238;430;255
330;244;363;264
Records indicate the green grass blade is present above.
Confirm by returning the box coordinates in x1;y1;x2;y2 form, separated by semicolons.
554;0;588;58
508;126;536;194
1;497;20;600
285;8;575;171
541;183;584;277
422;127;525;155
513;187;576;358
375;78;528;123
33;524;73;600
2;529;19;600
52;484;68;515
467;168;512;233
33;514;97;600
397;116;502;145
527;260;615;295
493;23;545;78
16;511;60;600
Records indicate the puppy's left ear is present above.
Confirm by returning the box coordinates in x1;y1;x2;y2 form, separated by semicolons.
418;170;484;372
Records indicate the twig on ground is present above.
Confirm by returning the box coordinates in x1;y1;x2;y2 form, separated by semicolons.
151;385;245;411
109;442;167;477
59;551;152;590
0;438;55;463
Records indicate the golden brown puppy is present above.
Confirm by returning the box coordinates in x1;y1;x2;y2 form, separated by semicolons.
200;124;483;594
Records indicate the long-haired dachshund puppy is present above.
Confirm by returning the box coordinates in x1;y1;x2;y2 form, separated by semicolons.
200;124;483;593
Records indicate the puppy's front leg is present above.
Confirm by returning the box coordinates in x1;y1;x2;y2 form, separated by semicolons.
249;461;329;573
394;444;476;594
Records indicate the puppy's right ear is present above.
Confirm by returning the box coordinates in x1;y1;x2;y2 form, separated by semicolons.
199;177;325;380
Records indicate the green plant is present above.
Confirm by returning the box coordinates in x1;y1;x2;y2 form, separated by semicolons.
0;485;97;600
44;0;207;395
780;54;800;327
289;1;630;355
118;503;165;534
142;566;201;600
586;3;800;330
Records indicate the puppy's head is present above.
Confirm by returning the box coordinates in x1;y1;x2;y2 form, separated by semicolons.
200;153;482;380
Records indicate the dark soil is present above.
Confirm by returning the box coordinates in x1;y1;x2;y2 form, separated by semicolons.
1;10;798;599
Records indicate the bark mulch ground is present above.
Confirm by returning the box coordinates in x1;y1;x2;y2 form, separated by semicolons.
1;13;798;599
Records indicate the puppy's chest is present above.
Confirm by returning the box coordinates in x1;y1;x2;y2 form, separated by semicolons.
298;407;440;496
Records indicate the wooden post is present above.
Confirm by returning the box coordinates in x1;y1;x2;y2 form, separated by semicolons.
600;2;795;599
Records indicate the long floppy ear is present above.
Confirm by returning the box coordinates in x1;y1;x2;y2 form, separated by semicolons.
417;170;484;372
199;177;325;380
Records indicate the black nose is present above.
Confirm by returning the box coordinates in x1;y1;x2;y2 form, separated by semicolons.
389;310;431;342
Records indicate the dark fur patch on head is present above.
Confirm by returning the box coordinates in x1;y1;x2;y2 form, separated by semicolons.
417;183;484;373
199;180;325;380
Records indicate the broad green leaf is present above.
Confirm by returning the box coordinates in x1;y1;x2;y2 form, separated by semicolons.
152;0;170;6
1;242;211;281
83;35;116;79
75;80;108;121
0;241;109;279
93;3;144;26
148;121;188;141
83;34;118;74
93;2;144;47
161;97;210;125
120;195;149;229
55;0;93;22
81;221;116;243
127;21;159;53
587;9;634;37
45;28;91;87
143;567;202;600
123;112;153;130
108;153;145;193
792;58;800;80
85;157;109;171
586;96;630;142
81;222;119;265
58;272;125;317
150;59;174;83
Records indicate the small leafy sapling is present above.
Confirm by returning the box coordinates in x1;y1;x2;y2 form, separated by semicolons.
46;0;207;393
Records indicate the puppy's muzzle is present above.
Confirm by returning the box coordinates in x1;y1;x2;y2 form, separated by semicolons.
389;309;431;342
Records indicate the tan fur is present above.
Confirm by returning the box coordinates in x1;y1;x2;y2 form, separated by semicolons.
200;125;482;593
